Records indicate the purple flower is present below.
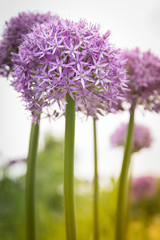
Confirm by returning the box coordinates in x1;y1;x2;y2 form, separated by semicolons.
131;176;157;202
110;123;153;153
0;11;54;77
121;48;160;111
11;18;128;122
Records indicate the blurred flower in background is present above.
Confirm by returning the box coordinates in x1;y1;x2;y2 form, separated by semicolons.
131;176;158;202
8;158;26;166
110;123;153;153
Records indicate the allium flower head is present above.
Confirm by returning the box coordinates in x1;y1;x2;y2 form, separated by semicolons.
121;48;160;111
110;123;153;153
131;176;157;202
11;18;127;122
0;11;52;76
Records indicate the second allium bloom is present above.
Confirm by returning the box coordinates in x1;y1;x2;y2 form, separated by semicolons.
110;123;153;153
0;11;52;77
121;48;160;111
12;18;127;121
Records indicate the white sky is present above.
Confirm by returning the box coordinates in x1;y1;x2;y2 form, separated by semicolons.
0;0;160;181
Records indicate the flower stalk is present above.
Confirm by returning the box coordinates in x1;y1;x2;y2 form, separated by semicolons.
115;110;135;240
64;93;77;240
93;118;99;240
26;121;40;240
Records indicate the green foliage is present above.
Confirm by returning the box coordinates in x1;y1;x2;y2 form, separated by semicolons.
36;135;65;239
0;177;25;240
0;134;64;240
0;135;160;240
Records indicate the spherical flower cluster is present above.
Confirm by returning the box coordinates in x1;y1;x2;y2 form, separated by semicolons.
110;123;153;153
121;48;160;111
0;11;52;76
131;176;157;202
11;18;128;122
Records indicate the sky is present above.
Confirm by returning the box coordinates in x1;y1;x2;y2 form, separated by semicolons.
0;0;160;182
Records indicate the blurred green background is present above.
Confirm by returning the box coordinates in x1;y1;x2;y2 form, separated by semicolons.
1;135;160;240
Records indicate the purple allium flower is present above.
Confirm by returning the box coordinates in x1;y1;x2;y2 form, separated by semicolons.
11;18;127;122
0;11;53;77
110;123;153;153
131;176;157;202
121;48;160;111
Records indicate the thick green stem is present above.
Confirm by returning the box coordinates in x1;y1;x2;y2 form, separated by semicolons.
115;110;135;240
93;119;99;240
26;122;40;240
64;93;77;240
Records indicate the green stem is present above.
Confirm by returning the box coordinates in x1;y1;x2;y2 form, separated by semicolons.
64;93;77;240
26;122;40;240
115;110;135;240
93;118;99;240
125;158;133;231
